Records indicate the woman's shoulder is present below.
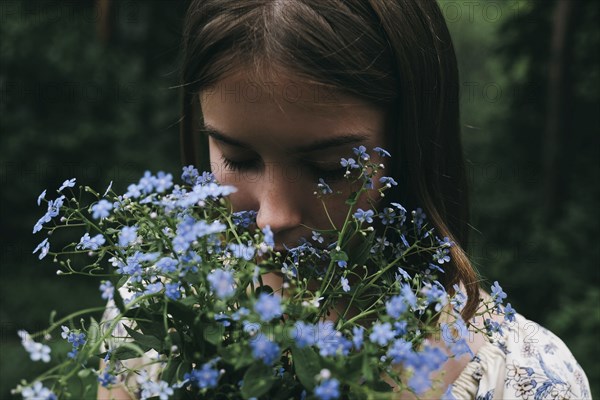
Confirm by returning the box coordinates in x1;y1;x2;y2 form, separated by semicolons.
450;312;591;399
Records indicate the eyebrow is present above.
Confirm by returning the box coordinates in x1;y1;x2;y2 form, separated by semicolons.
201;123;369;155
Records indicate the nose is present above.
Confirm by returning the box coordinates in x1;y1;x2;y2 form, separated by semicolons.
254;169;303;238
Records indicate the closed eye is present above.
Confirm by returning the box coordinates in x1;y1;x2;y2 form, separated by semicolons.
221;155;262;171
221;155;348;182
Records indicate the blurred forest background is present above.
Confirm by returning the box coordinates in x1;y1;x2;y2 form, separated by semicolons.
0;0;598;398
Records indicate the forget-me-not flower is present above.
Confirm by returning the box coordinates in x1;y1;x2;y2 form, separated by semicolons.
91;199;113;220
118;226;138;247
369;322;396;346
254;292;283;322
58;178;76;192
33;238;50;260
250;335;280;365
314;378;340;400
207;269;236;299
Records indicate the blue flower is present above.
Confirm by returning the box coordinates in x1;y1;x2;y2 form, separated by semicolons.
118;226;138;247
144;282;163;295
312;231;324;244
373;147;391;157
58;178;76;192
438;236;454;248
423;283;447;312
490;281;507;305
153;171;173;193
33;195;66;233
181;165;200;185
262;225;274;247
102;181;113;197
340;277;350;292
33;238;50;260
197;171;216;185
432;248;451;264
387;339;412;364
340;158;359;169
369;322;395;346
400;284;417;308
250;335;280;365
293;321;316;348
254;293;283;322
21;381;57;400
385;295;408;319
314;378;340;400
503;303;516;322
281;262;298;278
98;371;117;388
315;322;352;357
337;260;347;269
125;183;141;198
411;207;426;229
395;268;411;282
37;190;46;206
99;281;114;300
185;362;220;389
165;283;181;300
156;257;178;274
484;318;504;336
228;243;256;261
317;178;333;195
232;307;250;321
353;208;374;224
353;145;370;161
207;269;236;299
18;330;51;363
76;233;106;251
408;370;432;395
394;320;408;336
379;176;397;187
352;326;364;350
378;207;396;225
91;199;113;220
137;171;155;194
67;332;86;348
232;210;258;228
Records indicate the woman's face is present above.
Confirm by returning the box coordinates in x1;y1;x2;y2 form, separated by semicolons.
199;68;388;250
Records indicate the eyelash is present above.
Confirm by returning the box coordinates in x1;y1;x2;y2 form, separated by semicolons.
220;156;347;181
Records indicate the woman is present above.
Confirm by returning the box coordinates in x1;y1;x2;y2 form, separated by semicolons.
99;0;590;398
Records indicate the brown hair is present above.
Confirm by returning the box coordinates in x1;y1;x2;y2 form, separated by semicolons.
179;0;480;320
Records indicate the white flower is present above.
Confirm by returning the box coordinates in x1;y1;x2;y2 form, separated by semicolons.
21;381;56;400
18;330;51;363
61;326;70;339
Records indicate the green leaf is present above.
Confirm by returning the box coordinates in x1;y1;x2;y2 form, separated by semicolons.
220;343;254;370
100;342;147;360
240;362;276;399
361;352;374;383
203;323;225;346
291;345;321;391
161;358;183;382
87;317;101;344
347;230;376;267
123;324;163;352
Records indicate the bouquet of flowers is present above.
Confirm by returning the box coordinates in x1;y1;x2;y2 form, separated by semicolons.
14;147;511;400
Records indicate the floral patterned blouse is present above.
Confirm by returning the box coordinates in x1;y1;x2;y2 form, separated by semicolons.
102;291;591;399
449;312;591;399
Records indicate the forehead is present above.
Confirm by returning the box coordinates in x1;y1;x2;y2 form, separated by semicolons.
199;68;387;148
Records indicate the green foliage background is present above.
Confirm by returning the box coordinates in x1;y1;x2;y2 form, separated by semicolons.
0;0;597;398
